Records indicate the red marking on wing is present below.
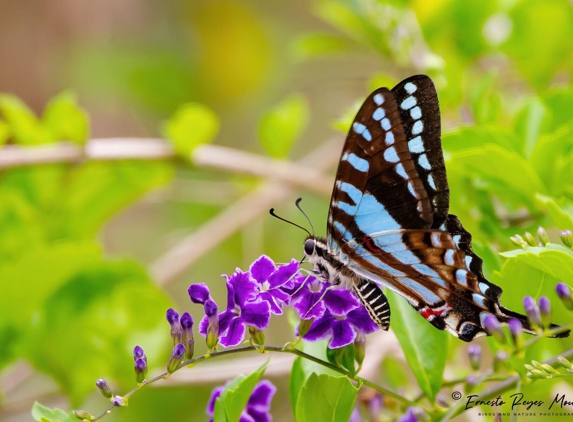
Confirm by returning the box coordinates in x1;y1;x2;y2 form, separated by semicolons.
421;306;446;320
362;235;380;254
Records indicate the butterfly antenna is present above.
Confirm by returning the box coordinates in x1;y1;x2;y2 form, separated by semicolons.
269;208;312;237
295;198;315;237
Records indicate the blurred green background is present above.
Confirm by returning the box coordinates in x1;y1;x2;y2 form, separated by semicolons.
3;0;573;421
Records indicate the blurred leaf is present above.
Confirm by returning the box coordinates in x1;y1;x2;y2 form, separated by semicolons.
386;290;449;401
442;126;519;154
449;144;547;210
469;74;503;126
259;94;309;158
381;356;409;389
544;88;573;132
20;260;172;406
502;0;573;89
31;402;75;422
290;33;354;61
535;194;573;230
213;360;269;422
289;357;306;415
42;91;89;145
333;100;361;133
513;97;550;158
0;94;53;145
165;103;219;159
529;128;573;194
0;119;9;146
295;373;358;422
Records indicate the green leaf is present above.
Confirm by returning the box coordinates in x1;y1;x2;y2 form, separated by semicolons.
31;402;75;422
290;32;354;60
19;259;173;405
42;91;90;145
535;194;573;230
500;244;573;281
164;103;219;159
289;357;306;414
214;360;270;422
0;119;9;146
386;290;449;401
513;96;550;158
0;94;53;145
258;94;309;158
326;343;356;377
295;373;358;422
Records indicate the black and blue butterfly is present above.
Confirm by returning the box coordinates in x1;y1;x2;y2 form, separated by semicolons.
292;75;569;342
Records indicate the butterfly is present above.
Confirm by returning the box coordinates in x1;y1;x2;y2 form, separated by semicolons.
299;75;569;342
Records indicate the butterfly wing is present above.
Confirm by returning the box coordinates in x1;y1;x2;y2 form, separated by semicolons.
328;75;569;341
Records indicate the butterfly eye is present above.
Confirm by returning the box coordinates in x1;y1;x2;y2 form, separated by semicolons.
304;239;315;256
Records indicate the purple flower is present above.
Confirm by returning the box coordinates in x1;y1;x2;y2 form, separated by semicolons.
397;407;419;422
189;283;211;304
217;271;271;347
167;343;186;374
96;378;112;399
181;312;194;359
134;358;147;383
133;345;146;362
303;305;378;348
538;296;551;328
206;380;276;422
250;256;298;315
349;406;362;422
483;315;505;343
292;275;360;320
467;344;481;371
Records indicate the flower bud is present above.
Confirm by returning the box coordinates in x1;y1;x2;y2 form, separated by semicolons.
494;350;508;372
436;393;449;408
484;315;506;343
354;333;366;367
204;300;219;351
508;318;523;349
95;378;113;399
464;375;479;393
113;396;127;407
561;230;573;248
557;355;573;370
135;358;147;383
556;282;573;311
167;343;186;374
537;227;549;246
523;232;536;246
74;410;95;421
467;344;481;371
494;412;503;422
297;318;314;338
248;326;265;348
133;345;146;363
180;312;194;360
510;235;527;248
166;308;183;345
527;369;550;379
523;296;542;328
188;283;211;304
538;296;551;329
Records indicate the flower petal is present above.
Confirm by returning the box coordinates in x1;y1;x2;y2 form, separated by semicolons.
241;301;271;329
199;315;209;336
303;312;335;341
293;290;325;320
324;287;359;316
218;310;236;334
347;306;379;334
238;412;256;422
206;386;224;416
250;255;276;283
267;259;299;289
219;317;246;347
229;271;258;306
329;319;356;348
247;380;276;410
260;291;283;315
245;409;270;422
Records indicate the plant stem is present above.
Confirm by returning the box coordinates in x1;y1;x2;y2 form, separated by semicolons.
91;343;413;420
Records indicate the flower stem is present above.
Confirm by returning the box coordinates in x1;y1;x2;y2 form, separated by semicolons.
91;343;413;420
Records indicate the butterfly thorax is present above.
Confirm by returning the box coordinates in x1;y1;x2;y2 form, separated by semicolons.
304;236;358;290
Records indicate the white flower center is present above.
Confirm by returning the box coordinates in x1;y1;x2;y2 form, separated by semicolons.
232;304;241;316
309;279;322;293
334;315;347;321
259;280;271;293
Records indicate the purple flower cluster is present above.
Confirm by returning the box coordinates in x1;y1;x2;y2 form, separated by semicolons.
188;255;379;350
206;380;276;422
